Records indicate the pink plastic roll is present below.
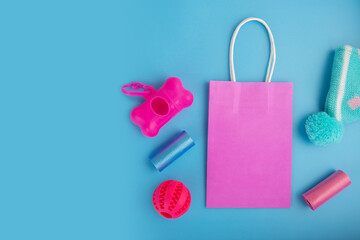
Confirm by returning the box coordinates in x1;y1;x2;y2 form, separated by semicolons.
302;170;351;211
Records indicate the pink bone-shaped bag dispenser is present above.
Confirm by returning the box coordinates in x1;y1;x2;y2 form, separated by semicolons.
122;77;193;137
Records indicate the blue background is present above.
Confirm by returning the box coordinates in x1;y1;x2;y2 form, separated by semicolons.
1;0;360;239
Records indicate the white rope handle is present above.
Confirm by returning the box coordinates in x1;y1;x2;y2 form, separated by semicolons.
229;17;276;83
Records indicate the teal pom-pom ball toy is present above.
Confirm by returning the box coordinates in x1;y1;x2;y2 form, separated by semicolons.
305;112;344;146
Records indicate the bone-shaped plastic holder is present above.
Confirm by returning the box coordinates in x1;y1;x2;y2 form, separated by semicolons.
122;77;193;137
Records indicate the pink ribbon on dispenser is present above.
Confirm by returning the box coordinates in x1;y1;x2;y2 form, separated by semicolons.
302;170;351;211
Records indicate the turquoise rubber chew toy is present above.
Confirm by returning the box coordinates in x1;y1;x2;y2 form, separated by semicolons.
305;45;360;146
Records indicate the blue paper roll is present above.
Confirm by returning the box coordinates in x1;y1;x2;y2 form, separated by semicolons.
150;131;195;172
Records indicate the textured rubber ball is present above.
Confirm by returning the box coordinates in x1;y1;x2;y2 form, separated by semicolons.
305;112;344;146
152;180;191;219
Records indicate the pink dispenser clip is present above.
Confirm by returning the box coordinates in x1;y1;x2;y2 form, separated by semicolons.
122;77;193;137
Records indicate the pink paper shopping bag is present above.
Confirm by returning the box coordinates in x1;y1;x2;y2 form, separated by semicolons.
207;18;292;208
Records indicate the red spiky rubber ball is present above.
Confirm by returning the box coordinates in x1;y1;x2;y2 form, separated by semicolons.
152;180;191;219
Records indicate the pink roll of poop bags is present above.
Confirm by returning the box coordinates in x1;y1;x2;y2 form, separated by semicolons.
302;170;351;211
